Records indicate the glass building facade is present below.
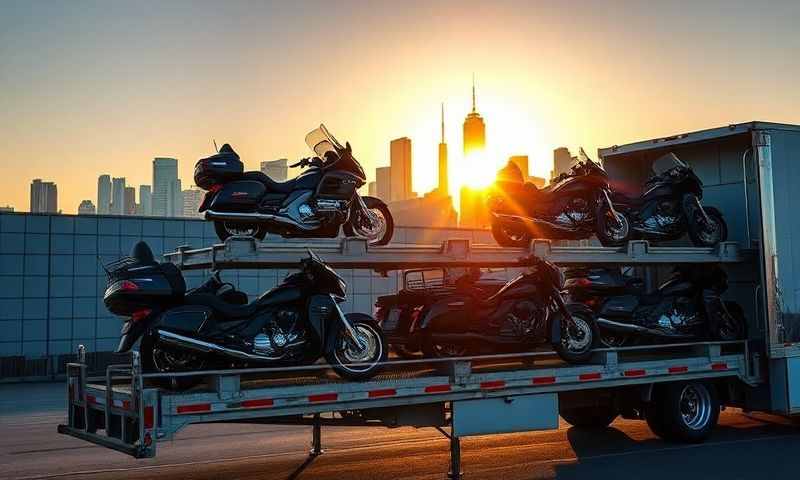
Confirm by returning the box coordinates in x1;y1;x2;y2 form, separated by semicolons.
0;212;493;376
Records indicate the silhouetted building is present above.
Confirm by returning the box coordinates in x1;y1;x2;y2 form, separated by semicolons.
30;179;58;213
261;158;288;181
139;185;152;216
552;147;574;180
375;166;391;201
459;186;489;229
509;155;529;177
389;190;457;228
390;137;413;202
97;175;111;215
153;157;181;217
368;181;376;197
110;177;125;215
438;103;449;196
182;188;204;218
78;200;96;215
124;187;136;215
463;77;486;156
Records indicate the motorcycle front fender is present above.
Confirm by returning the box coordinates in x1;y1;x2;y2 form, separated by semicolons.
549;302;595;345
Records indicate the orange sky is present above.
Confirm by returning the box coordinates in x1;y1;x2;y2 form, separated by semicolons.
2;1;799;213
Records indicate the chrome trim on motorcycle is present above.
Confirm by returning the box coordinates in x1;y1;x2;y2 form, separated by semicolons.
204;209;318;231
692;195;712;225
330;295;367;350
157;329;295;361
596;317;693;338
601;189;621;219
492;212;581;234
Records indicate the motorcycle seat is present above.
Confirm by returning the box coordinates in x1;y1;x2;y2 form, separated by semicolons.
184;292;259;319
242;171;296;194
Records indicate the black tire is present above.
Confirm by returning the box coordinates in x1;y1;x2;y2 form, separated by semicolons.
391;344;420;359
687;206;727;247
491;219;532;248
555;308;597;364
139;332;204;391
595;208;631;247
214;221;268;242
648;381;720;443
718;301;747;341
344;197;394;246
560;405;618;429
326;317;387;381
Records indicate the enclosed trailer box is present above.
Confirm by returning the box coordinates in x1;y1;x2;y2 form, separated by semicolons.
599;121;800;414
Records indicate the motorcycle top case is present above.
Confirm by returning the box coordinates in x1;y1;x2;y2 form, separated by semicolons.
194;149;244;189
104;262;186;316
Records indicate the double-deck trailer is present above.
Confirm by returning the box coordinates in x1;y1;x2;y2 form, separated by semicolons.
58;121;800;478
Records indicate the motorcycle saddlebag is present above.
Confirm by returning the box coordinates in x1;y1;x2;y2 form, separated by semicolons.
103;263;186;316
210;180;266;212
194;146;244;189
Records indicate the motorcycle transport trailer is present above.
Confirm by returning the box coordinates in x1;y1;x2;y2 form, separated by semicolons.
59;235;762;478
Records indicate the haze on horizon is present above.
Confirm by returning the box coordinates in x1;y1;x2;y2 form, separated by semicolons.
1;0;799;213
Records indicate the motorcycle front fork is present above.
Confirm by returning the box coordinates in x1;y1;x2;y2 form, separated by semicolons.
601;189;623;226
691;195;713;225
331;296;368;350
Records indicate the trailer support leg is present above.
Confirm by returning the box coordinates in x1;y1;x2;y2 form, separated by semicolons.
448;430;462;480
310;413;324;456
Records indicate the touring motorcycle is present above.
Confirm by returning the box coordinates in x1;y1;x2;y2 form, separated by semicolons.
414;257;598;363
375;267;507;358
612;153;727;246
488;150;629;247
195;124;394;245
564;264;745;347
105;241;387;389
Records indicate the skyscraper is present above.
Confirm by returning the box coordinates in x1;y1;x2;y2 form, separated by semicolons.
552;147;574;180
261;159;289;181
97;175;111;214
77;200;96;215
124;187;136;215
390;137;412;202
30;179;58;213
368;181;376;197
376;166;391;201
152;158;181;217
139;185;152;216
463;76;486;156
459;185;489;228
111;177;126;215
438;103;449;196
182;188;204;218
509;155;529;177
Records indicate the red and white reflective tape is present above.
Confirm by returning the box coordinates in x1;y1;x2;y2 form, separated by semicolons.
86;394;131;410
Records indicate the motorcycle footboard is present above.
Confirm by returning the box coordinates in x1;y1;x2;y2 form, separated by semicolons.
57;352;159;459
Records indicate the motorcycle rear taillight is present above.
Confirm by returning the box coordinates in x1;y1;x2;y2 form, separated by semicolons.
119;280;139;291
131;308;152;323
409;305;425;332
209;184;223;193
571;278;592;287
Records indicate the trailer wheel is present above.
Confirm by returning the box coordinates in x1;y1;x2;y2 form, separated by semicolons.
560;405;618;429
647;381;719;443
140;333;204;391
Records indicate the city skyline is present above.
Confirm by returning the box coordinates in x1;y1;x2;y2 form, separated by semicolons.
3;2;800;212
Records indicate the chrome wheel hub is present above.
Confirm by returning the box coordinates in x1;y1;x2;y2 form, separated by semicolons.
680;384;712;430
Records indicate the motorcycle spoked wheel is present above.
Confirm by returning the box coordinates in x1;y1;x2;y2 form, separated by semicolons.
717;301;747;341
491;219;532;248
214;221;268;242
344;198;394;246
327;319;388;380
595;208;631;247
555;311;597;364
686;206;727;247
139;332;205;391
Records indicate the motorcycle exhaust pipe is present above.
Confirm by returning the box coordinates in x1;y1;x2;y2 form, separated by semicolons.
492;213;581;235
595;318;693;338
204;209;316;231
156;330;286;361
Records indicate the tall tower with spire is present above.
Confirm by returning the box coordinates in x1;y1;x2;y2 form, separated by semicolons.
463;74;486;156
438;103;448;196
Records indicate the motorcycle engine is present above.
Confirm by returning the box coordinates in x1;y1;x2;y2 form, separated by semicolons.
252;309;305;357
502;301;544;338
643;200;679;232
652;298;698;333
555;197;590;226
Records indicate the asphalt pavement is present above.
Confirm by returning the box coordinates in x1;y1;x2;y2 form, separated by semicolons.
1;382;799;480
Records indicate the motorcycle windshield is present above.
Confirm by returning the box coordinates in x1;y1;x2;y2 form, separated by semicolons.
569;148;607;177
305;124;343;159
652;153;688;175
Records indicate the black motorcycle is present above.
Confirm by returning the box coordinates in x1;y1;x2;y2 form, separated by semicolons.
612;153;727;246
416;257;597;363
564;265;745;347
105;241;387;389
195;124;394;245
488;150;629;247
